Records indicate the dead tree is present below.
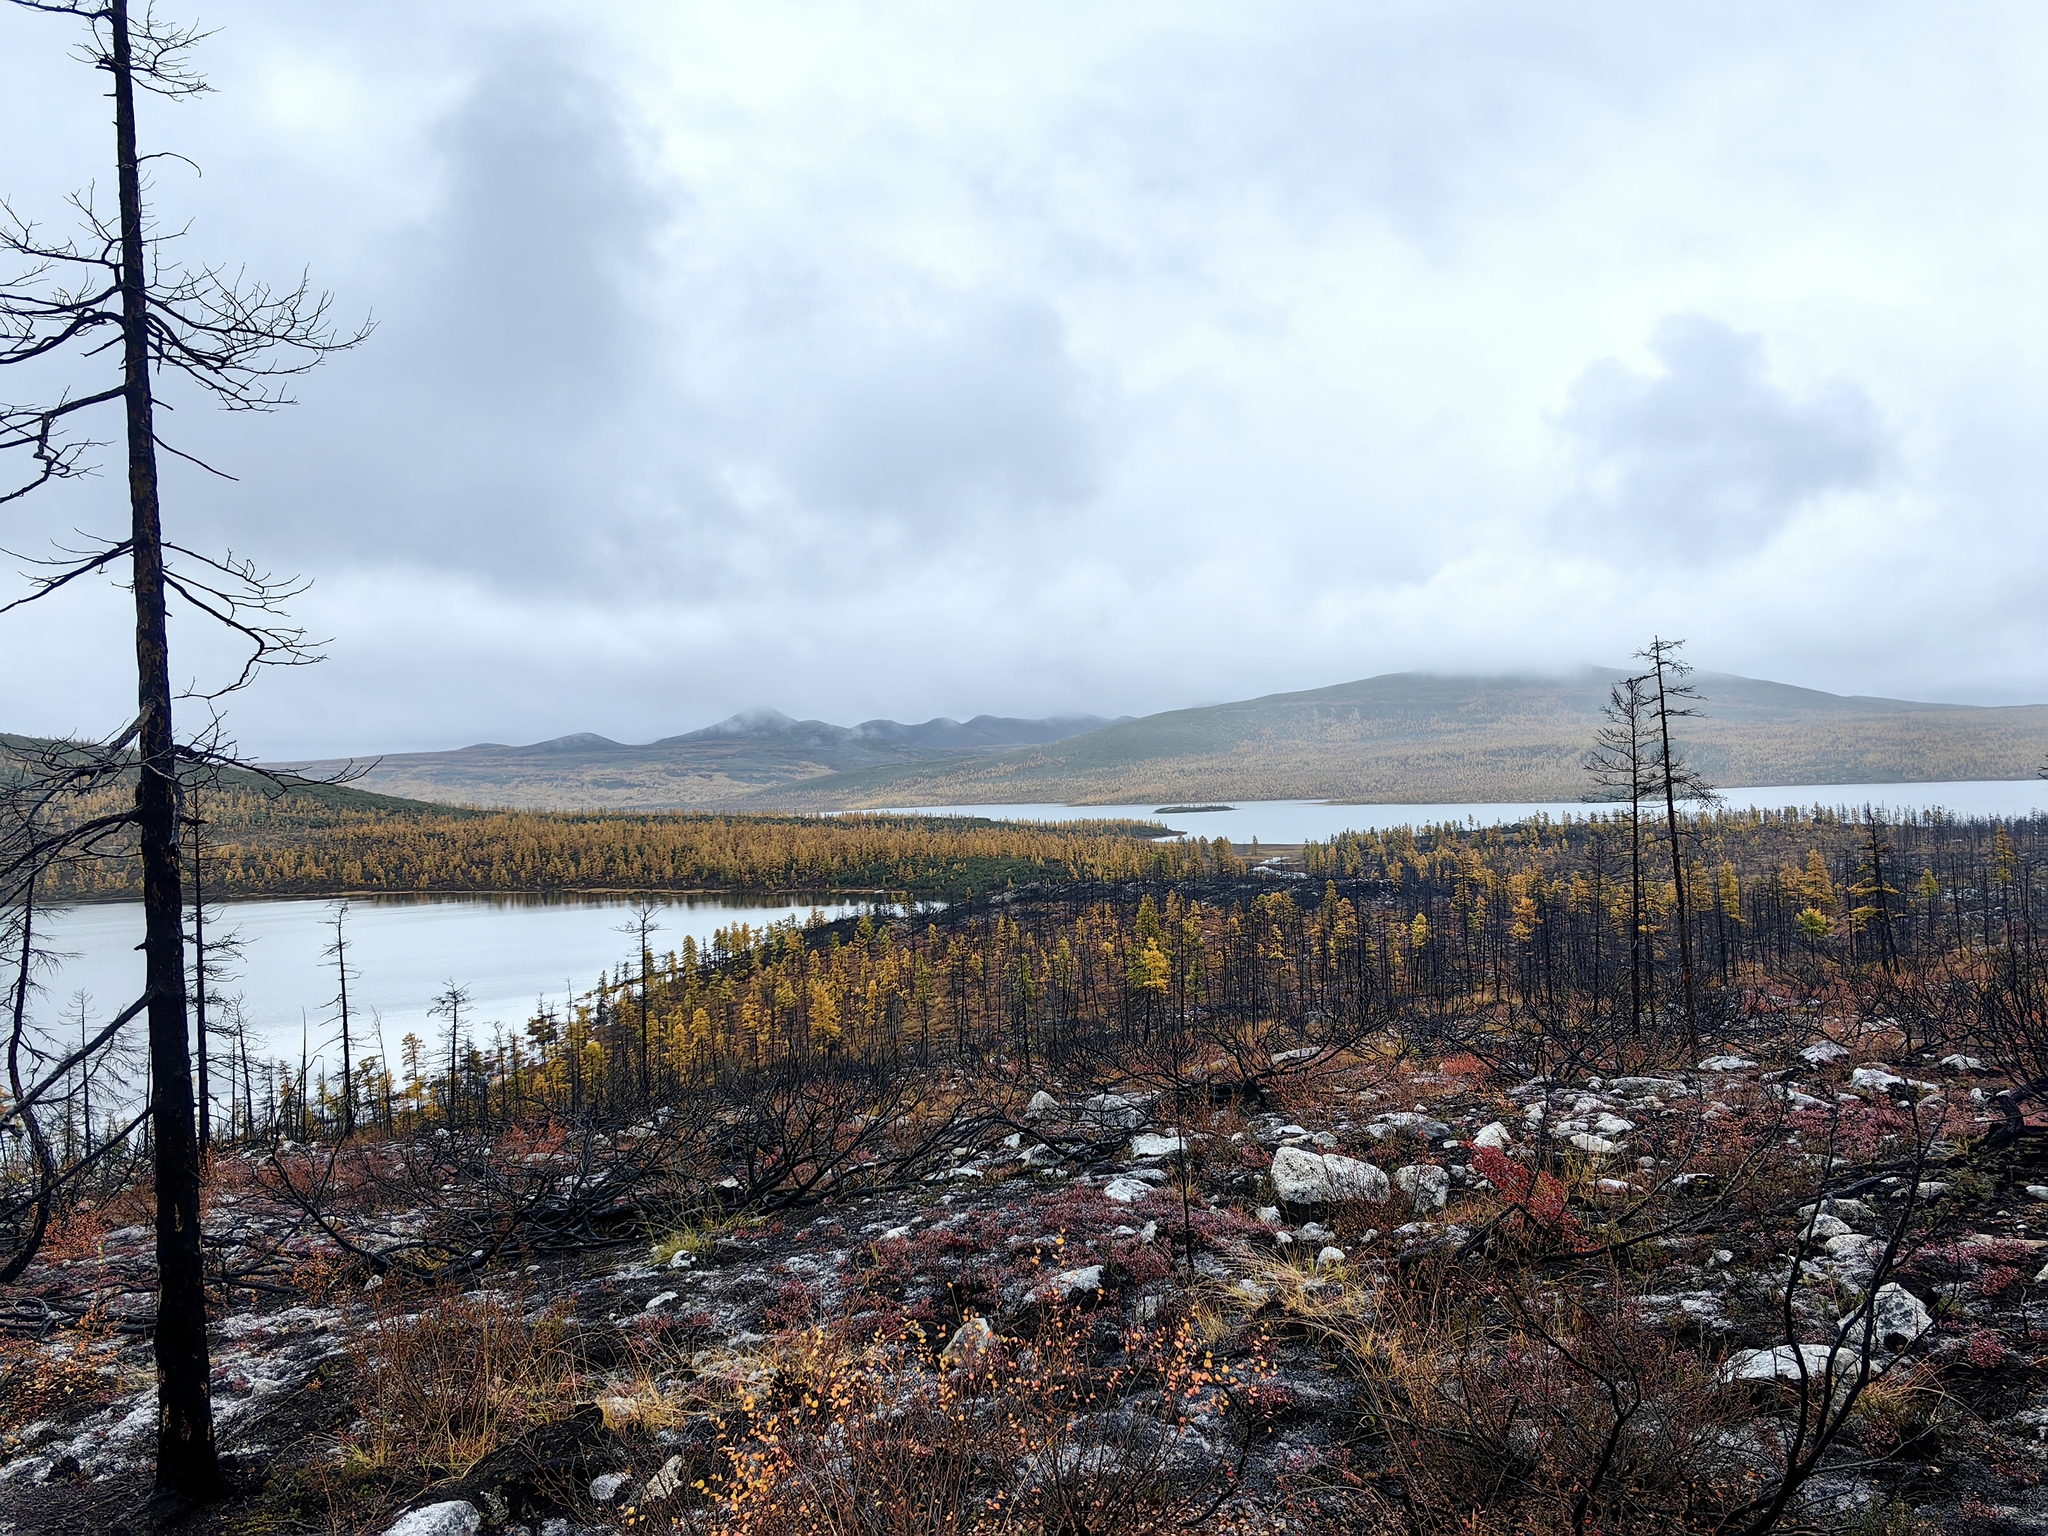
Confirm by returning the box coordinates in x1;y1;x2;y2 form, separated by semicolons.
0;0;365;1500
324;901;357;1138
1637;638;1716;1052
1585;674;1656;1038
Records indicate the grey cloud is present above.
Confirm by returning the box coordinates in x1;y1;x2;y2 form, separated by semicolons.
1557;316;1889;550
724;293;1103;525
6;1;2047;758
162;33;686;586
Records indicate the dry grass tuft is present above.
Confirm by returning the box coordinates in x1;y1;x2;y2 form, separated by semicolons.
340;1281;582;1481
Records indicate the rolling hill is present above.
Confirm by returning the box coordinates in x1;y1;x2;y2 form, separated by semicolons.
750;669;2048;809
276;710;1127;810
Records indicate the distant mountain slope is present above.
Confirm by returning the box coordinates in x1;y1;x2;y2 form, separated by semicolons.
277;711;1126;810
753;669;2048;809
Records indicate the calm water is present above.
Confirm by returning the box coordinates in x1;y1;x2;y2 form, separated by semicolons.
26;893;898;1089
892;780;2048;846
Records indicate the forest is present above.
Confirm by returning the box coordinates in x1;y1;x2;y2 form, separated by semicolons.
19;770;1222;903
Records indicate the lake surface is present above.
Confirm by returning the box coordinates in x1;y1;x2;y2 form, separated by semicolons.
26;893;895;1088
892;780;2048;846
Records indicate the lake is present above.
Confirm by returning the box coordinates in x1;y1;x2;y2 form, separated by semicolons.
25;892;900;1089
891;779;2048;846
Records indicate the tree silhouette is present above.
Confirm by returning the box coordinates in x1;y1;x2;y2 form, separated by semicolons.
0;0;365;1501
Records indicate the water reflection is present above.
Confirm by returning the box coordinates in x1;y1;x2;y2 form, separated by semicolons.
27;892;908;1092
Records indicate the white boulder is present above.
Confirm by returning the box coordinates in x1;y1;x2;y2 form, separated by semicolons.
1130;1132;1189;1159
1394;1163;1450;1212
1719;1343;1860;1387
1872;1283;1932;1351
1270;1147;1390;1206
642;1455;689;1504
1079;1093;1148;1131
382;1504;482;1536
1473;1121;1512;1150
1036;1264;1104;1303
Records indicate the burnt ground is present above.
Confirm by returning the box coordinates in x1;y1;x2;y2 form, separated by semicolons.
3;1043;2048;1535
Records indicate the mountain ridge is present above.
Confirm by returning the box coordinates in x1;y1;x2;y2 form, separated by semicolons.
269;669;2048;813
274;710;1129;810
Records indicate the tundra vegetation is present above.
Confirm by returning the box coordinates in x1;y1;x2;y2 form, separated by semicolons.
4;782;2048;1533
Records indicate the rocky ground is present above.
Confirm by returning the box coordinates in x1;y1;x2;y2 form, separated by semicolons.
3;1038;2047;1535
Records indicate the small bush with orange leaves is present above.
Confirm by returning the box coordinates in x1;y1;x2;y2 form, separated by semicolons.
673;1305;1279;1535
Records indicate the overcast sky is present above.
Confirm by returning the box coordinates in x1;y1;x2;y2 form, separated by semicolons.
2;2;2044;758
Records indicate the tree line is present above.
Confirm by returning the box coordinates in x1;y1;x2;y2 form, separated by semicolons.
22;781;1239;902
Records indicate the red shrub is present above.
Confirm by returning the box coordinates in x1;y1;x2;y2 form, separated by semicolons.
1473;1145;1590;1254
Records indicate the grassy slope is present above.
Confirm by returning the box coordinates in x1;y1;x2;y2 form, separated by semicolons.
752;669;2048;808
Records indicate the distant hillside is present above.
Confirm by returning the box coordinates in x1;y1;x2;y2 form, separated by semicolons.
753;670;2048;809
277;710;1126;810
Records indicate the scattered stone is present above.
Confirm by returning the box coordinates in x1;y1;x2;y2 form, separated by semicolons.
1079;1094;1147;1132
1937;1054;1987;1072
1568;1133;1618;1156
1366;1112;1452;1141
2024;1185;2048;1202
1473;1121;1512;1150
1269;1147;1390;1206
1256;1206;1282;1224
1394;1164;1450;1212
1872;1283;1933;1351
1020;1143;1062;1169
642;1454;689;1504
941;1315;996;1367
1800;1042;1851;1065
1315;1246;1346;1268
1130;1132;1189;1160
1036;1265;1104;1303
1718;1343;1860;1387
1699;1055;1758;1072
1799;1214;1851;1242
590;1473;631;1504
1101;1176;1155;1204
643;1290;677;1312
382;1503;483;1536
1850;1067;1905;1094
1800;1197;1878;1229
1025;1090;1062;1119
